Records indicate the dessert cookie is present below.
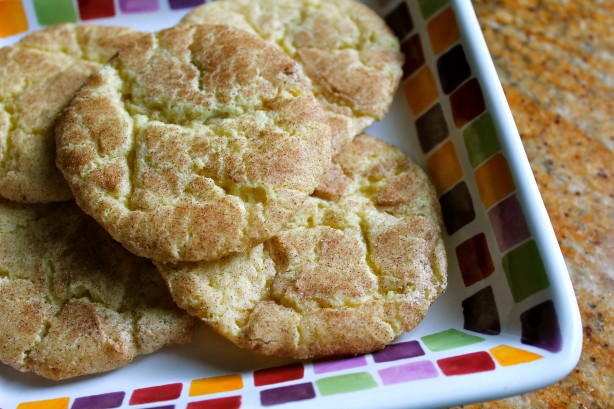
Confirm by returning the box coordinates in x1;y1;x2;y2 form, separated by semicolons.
158;134;447;359
0;24;143;203
0;199;196;380
55;24;332;263
182;0;404;152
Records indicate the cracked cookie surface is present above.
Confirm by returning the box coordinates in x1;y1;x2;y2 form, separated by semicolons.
158;134;447;359
55;24;332;263
0;24;143;203
182;0;404;152
0;199;196;380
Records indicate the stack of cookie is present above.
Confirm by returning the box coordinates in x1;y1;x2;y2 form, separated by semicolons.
0;0;447;380
0;24;198;381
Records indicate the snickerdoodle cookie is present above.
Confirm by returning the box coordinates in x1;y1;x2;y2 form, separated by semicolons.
0;24;143;203
182;0;404;152
0;199;196;380
55;24;332;263
158;134;447;359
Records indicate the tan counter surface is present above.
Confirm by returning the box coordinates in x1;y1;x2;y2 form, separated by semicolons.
456;1;613;407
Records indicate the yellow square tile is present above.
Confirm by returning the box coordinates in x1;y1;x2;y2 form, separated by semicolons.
190;373;243;396
0;0;28;38
426;140;463;195
427;7;460;55
490;345;542;366
474;153;516;209
404;66;439;116
17;398;69;409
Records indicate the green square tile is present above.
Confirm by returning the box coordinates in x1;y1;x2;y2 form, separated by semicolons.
502;240;550;302
33;0;77;25
315;373;377;396
418;0;449;19
421;329;484;352
463;113;501;168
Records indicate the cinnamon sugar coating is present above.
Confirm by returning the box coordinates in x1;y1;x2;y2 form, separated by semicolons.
55;24;332;263
158;135;446;359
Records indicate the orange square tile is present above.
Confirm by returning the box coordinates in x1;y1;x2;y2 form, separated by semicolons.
427;7;460;55
404;66;439;116
17;398;69;409
474;153;516;209
0;0;28;38
426;140;463;194
490;345;542;366
190;373;243;396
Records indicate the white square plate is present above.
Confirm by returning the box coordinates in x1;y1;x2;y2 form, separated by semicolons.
0;1;582;408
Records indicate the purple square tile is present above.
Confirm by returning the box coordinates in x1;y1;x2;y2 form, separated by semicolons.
385;2;413;40
401;34;425;79
462;286;501;335
119;0;159;13
373;341;425;363
260;383;315;406
488;195;531;252
416;103;448;154
168;0;204;10
450;78;485;128
521;300;562;352
438;44;471;94
72;392;125;409
313;355;367;374
378;360;439;385
439;182;476;235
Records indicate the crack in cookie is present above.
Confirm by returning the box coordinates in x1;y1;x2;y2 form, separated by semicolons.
56;24;332;263
0;200;196;380
158;135;447;359
0;24;144;203
182;0;404;152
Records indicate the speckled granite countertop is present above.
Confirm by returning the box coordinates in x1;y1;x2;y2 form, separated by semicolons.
458;0;613;407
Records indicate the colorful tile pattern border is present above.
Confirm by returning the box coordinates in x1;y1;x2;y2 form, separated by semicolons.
0;0;208;38
13;328;551;408
2;0;568;408
189;374;243;397
390;0;559;362
0;0;29;37
72;392;124;409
